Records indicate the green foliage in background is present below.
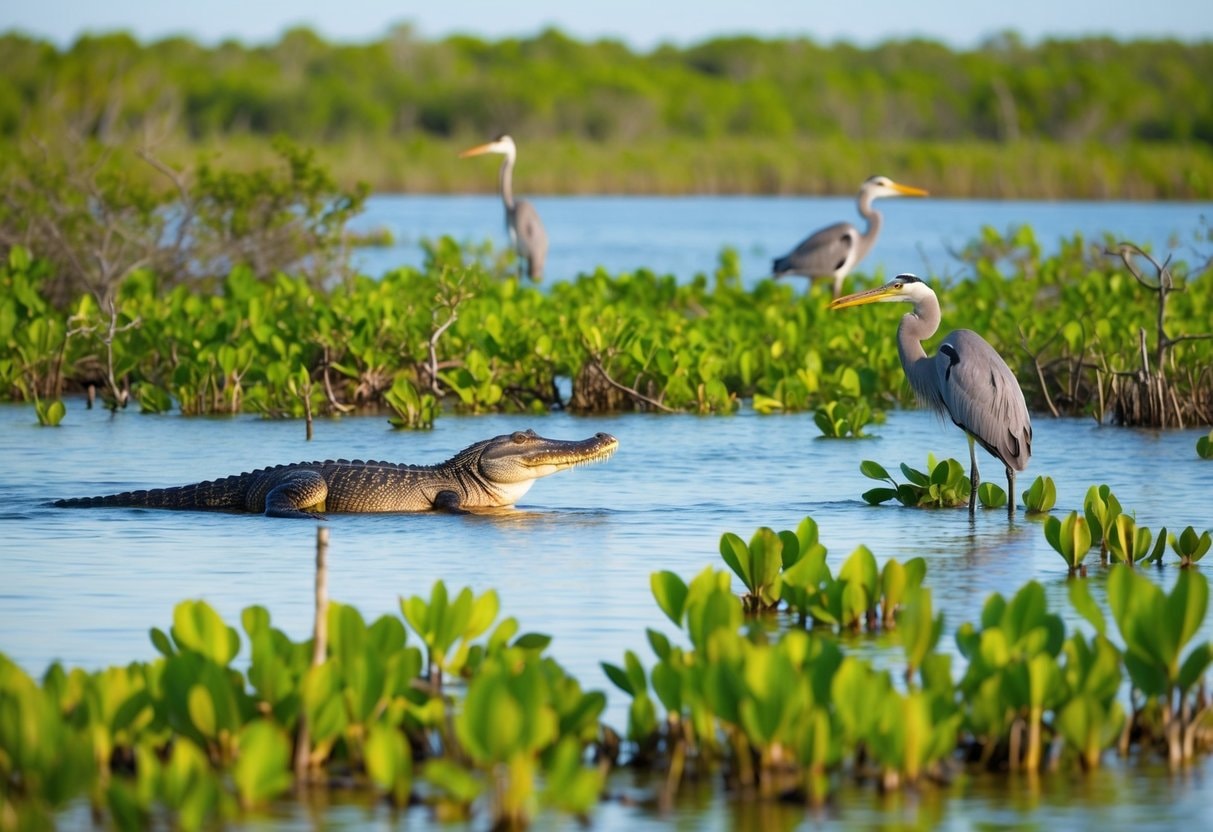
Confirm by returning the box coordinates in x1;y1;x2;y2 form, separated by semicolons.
3;220;1211;428
2;28;1213;197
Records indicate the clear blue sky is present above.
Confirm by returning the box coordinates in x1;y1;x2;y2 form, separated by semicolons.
4;0;1211;48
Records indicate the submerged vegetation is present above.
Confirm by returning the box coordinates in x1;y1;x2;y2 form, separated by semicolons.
2;28;1212;198
3;496;1212;828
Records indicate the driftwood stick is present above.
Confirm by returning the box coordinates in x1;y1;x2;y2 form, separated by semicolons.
294;526;330;783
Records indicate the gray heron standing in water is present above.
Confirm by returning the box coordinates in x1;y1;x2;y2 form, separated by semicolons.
830;274;1032;517
773;175;928;297
460;135;549;280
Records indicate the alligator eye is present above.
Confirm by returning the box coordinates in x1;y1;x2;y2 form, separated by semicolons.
511;431;528;443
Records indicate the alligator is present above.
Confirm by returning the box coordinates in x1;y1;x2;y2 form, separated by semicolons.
53;430;618;519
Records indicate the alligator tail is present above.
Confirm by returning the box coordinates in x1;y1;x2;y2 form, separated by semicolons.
54;479;244;511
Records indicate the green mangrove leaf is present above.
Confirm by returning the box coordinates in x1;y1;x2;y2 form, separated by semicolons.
978;481;1007;508
900;587;942;676
860;460;891;481
543;736;604;815
901;463;930;487
1174;526;1212;565
1146;527;1169;564
186;685;216;739
171;600;240;666
778;529;802;569
650;571;688;626
627;692;659;741
650;660;682;713
719;532;752;588
1023;475;1057;513
601;662;635;697
465;590;501;641
645;628;671;661
513;633;551;651
365;723;412;805
1178;642;1213;694
367;614;407;655
423;758;483;806
149;627;176;658
233;721;292;809
622;650;648;696
458;673;523;762
1068;580;1106;637
862;487;898;505
241;606;271;640
1165;570;1209;664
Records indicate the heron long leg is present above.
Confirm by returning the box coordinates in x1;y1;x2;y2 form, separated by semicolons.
967;434;979;515
1006;466;1016;519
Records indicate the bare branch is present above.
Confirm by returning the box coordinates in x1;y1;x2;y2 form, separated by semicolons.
586;357;676;413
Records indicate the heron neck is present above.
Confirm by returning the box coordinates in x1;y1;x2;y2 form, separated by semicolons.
498;154;516;209
856;191;883;260
897;295;942;399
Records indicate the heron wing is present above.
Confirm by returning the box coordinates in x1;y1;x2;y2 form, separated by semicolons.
513;200;547;259
773;221;858;277
933;329;1032;471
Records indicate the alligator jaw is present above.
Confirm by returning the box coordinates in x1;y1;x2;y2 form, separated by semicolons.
479;431;619;483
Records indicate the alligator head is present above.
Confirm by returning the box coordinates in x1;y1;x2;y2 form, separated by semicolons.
458;429;619;506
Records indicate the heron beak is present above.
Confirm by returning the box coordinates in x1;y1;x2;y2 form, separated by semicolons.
829;284;900;310
890;181;929;197
459;143;494;159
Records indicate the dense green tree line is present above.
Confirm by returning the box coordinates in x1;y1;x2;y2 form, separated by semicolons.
2;27;1212;197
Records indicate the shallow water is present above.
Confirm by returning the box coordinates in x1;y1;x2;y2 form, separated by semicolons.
350;195;1213;284
2;402;1211;827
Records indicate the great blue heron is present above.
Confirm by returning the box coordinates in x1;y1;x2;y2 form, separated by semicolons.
830;274;1032;516
459;135;548;280
773;175;928;297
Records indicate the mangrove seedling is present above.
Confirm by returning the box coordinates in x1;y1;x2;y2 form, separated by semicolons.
385;375;439;430
400;582;501;691
977;482;1007;509
1107;567;1213;766
1084;485;1123;562
719;527;786;613
1021;475;1057;514
1054;586;1126;771
1045;511;1093;576
879;556;928;629
1172;526;1212;568
33;396;66;427
813;399;874;438
898;586;944;684
1105;515;1164;567
860;455;971;508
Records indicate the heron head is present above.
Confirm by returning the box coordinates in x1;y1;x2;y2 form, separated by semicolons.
459;134;517;159
829;273;934;310
861;175;929;200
